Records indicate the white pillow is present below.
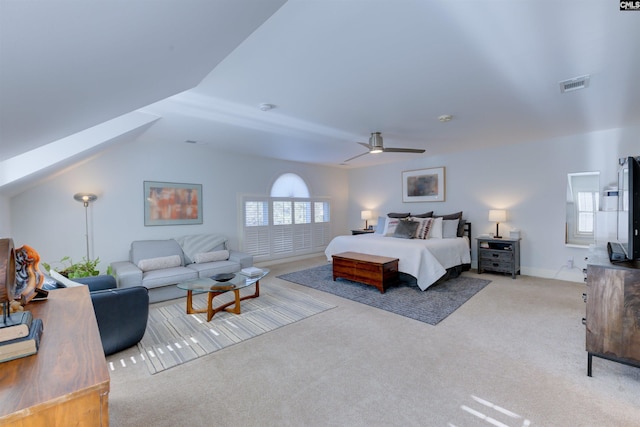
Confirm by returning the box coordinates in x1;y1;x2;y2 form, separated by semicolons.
137;255;181;272
443;219;460;238
193;250;229;263
49;269;84;288
383;218;401;236
429;217;443;239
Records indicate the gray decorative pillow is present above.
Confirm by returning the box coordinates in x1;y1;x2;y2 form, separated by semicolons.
393;220;420;239
457;219;467;237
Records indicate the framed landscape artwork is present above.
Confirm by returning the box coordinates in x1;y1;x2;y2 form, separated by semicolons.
144;181;202;226
402;167;445;202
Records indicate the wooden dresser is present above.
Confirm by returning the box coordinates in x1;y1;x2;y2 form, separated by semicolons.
585;261;640;376
332;252;399;293
0;286;110;426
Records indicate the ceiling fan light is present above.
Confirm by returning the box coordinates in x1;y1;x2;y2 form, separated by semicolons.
369;132;384;153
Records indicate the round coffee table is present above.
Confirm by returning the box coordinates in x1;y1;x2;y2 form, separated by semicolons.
177;269;269;321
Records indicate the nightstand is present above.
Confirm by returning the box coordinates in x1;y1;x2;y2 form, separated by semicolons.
351;229;374;235
477;237;521;279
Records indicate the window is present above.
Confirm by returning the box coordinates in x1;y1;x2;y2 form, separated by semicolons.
576;191;597;234
566;171;599;246
243;174;331;260
270;173;310;198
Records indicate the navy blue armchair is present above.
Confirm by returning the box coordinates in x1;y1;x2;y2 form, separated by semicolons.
72;275;149;356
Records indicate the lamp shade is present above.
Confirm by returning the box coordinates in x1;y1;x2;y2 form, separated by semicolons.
488;209;507;222
74;193;98;204
360;210;373;220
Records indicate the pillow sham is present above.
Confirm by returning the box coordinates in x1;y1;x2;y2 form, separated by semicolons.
412;211;433;218
374;216;387;234
457;219;467;237
193;250;229;263
435;211;463;220
387;212;411;218
393;220;419;239
443;219;460;238
429;217;444;239
137;255;181;272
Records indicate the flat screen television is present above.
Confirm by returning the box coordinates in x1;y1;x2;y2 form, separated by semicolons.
617;155;640;261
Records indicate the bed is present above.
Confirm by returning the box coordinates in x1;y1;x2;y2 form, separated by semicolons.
325;219;471;291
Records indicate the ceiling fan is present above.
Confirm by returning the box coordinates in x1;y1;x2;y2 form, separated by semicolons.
343;132;425;163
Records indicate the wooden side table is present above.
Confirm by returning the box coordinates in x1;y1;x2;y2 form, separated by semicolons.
477;237;521;279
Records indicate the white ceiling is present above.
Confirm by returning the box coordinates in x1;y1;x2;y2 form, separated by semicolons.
2;0;640;189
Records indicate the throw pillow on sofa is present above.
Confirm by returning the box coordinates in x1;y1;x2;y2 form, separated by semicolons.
137;255;181;272
193;250;229;263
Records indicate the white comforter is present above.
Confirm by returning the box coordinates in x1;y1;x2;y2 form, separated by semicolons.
324;234;471;291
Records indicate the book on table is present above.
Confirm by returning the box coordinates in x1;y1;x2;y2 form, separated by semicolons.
0;318;43;363
0;310;33;343
240;267;263;277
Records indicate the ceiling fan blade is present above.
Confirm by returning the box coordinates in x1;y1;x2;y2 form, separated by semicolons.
357;141;372;150
382;147;426;154
342;151;370;163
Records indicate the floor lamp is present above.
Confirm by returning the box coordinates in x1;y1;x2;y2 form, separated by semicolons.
74;193;98;260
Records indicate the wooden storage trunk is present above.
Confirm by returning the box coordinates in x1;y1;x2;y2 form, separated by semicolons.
332;252;399;293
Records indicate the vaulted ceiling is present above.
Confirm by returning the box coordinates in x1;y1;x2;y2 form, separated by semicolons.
2;1;639;193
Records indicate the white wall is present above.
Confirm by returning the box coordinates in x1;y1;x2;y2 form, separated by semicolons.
347;125;640;282
9;137;349;272
0;195;10;238
7;124;638;281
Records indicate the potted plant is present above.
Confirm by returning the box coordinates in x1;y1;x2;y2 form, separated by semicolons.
42;256;101;279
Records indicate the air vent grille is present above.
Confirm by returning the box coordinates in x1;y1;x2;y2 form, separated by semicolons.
559;75;590;93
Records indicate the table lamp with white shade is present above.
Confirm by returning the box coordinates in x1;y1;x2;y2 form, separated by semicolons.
360;210;373;229
488;209;507;239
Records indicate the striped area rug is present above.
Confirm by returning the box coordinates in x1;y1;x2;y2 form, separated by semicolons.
137;285;335;374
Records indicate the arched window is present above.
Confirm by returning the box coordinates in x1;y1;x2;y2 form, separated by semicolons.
242;173;331;260
270;173;310;198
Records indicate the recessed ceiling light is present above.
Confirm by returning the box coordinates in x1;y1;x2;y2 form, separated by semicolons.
438;115;453;122
185;140;198;144
259;103;275;111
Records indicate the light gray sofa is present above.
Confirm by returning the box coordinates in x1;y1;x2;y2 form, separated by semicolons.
110;234;253;303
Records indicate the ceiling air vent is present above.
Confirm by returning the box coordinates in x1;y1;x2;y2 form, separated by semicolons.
559;75;590;93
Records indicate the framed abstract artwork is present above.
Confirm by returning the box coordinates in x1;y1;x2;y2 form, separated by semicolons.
401;167;445;202
144;181;202;226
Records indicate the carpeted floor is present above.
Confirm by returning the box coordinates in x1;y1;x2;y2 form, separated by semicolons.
277;263;491;325
137;284;335;374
